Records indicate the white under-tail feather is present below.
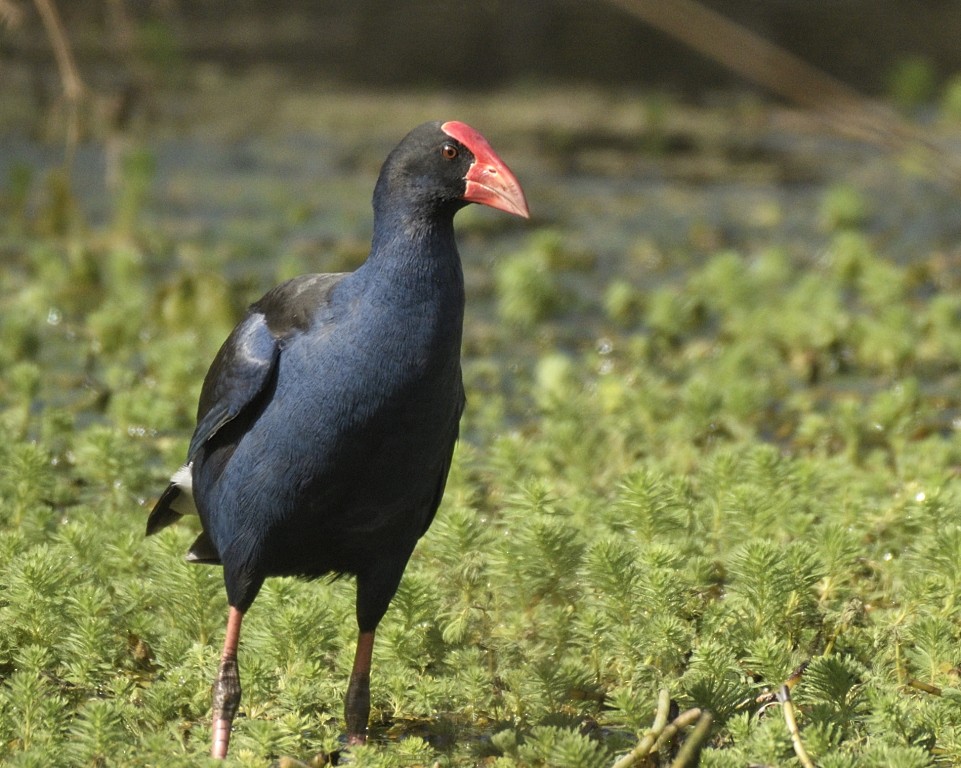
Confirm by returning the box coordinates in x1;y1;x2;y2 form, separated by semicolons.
169;463;198;516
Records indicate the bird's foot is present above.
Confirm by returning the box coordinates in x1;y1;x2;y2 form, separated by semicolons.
211;656;242;759
346;732;367;747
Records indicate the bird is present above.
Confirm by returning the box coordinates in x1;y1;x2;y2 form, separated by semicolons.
146;120;529;759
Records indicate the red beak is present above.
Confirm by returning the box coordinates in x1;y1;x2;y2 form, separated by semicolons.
441;121;530;218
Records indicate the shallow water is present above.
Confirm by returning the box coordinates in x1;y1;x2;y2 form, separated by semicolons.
4;84;961;428
5;88;960;266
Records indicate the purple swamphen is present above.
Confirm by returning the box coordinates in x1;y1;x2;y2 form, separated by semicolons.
146;121;529;758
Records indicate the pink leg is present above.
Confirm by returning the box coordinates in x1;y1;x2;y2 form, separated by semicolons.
345;630;375;745
211;606;244;759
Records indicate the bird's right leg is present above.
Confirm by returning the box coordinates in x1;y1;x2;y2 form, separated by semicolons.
211;606;244;759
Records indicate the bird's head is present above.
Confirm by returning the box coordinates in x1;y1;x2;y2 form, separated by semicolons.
374;121;529;221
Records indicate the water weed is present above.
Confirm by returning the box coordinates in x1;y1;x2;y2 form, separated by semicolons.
3;114;961;765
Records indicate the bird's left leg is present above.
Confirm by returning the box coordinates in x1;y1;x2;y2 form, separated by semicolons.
211;606;244;759
345;629;374;745
347;557;410;745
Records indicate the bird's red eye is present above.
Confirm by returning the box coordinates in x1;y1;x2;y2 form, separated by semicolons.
441;143;458;160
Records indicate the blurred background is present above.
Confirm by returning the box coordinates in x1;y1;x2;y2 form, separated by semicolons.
3;0;961;242
4;0;961;406
4;1;961;91
3;0;961;238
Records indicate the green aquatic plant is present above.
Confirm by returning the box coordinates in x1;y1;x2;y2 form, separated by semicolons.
942;72;961;122
113;149;158;235
494;230;572;328
2;164;961;767
820;184;870;233
887;56;938;110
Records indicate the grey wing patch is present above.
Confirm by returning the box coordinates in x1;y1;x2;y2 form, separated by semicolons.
146;482;184;535
254;272;347;336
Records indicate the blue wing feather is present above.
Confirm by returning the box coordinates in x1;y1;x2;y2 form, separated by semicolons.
188;313;280;461
189;272;346;459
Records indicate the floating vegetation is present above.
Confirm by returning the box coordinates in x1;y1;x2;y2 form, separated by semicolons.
2;89;961;766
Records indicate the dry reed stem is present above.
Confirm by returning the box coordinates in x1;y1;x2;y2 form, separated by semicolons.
668;710;713;768
603;0;961;192
32;0;85;162
611;688;672;768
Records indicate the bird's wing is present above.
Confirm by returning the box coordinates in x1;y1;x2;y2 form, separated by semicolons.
188;272;347;461
187;312;280;461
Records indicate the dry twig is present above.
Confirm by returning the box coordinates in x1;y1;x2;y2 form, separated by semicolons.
32;0;85;161
612;688;672;768
906;678;942;696
0;0;24;28
613;689;708;768
669;710;713;768
652;707;705;754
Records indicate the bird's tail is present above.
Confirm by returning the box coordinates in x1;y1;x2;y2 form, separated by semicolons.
146;483;185;536
146;464;222;564
186;530;222;564
146;463;196;535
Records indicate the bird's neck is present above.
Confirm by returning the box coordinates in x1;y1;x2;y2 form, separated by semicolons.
349;208;466;369
361;208;464;303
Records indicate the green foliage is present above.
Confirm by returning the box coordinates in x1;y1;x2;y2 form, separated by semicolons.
494;230;570;328
510;725;611;767
113;149;158;235
887;56;938;109
4;127;961;766
820;184;870;232
942;72;961;122
603;278;643;326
